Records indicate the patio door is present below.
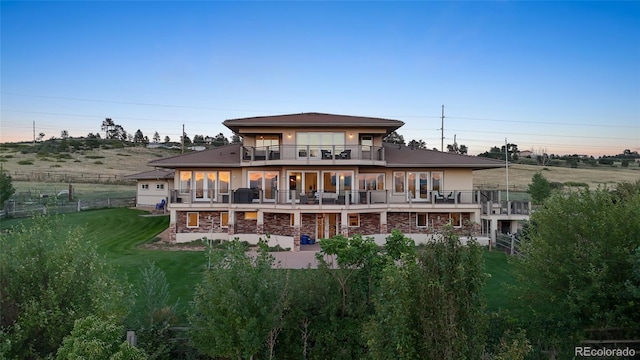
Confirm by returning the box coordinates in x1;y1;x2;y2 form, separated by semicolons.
318;214;338;239
407;172;430;201
288;171;318;202
194;171;216;201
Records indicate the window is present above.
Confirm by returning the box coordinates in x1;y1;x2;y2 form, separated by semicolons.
187;212;199;228
449;213;462;227
359;173;385;190
256;135;279;150
219;171;230;194
244;211;258;220
348;213;360;227
322;171;353;194
394;172;405;193
221;212;229;228
290;214;295;227
141;184;149;190
179;171;192;193
156;184;164;190
417;213;428;227
361;135;373;151
431;172;443;192
297;132;346;158
248;171;279;201
181;170;229;199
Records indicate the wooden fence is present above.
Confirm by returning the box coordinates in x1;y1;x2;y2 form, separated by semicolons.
1;197;135;219
7;170;135;184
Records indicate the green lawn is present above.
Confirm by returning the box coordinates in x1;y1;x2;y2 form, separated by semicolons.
1;208;206;318
483;249;516;312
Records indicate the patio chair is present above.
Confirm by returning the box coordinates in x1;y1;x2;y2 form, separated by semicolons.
155;198;166;211
321;150;333;159
433;191;445;203
338;149;351;159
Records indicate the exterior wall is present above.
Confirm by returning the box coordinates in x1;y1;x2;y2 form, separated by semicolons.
443;168;473;191
264;212;294;237
236;211;256;234
136;180;171;206
347;212;380;236
176;211;228;235
301;214;317;240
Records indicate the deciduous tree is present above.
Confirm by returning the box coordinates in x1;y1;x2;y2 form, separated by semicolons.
383;131;405;145
527;172;551;204
0;215;129;359
0;166;15;207
511;187;640;357
190;240;289;359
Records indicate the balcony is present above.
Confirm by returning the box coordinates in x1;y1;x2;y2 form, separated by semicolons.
169;188;485;208
241;145;385;164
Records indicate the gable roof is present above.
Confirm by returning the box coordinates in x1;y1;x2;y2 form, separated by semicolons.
383;143;504;169
124;169;175;180
148;143;243;168
223;112;404;133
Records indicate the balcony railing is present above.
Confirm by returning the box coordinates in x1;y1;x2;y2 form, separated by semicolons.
242;145;385;162
169;189;485;206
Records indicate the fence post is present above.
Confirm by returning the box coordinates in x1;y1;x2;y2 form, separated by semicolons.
126;330;137;347
108;198;111;207
510;235;515;255
77;200;81;212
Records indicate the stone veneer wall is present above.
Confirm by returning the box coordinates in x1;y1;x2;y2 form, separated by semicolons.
263;213;294;237
301;214;317;240
235;212;256;234
347;213;380;236
176;211;227;235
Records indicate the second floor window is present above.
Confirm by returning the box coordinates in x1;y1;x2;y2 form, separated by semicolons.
256;135;279;150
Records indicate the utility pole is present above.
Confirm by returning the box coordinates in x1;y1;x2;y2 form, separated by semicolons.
440;104;445;152
505;137;510;202
33;121;36;146
181;124;185;154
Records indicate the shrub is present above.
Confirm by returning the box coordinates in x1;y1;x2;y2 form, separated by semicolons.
17;160;33;165
564;181;589;188
94;161;104;165
549;182;564;190
85;155;105;159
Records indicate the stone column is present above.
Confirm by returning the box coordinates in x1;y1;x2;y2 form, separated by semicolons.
380;211;388;234
257;211;264;235
293;225;301;252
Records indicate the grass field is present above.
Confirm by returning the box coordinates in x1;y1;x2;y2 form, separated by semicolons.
1;208;515;319
483;250;516;312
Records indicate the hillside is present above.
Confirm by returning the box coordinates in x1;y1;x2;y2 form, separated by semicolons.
473;163;640;191
2;142;639;188
0;143;178;182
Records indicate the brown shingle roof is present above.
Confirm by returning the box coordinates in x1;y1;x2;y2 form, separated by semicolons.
148;144;243;168
223;112;404;133
124;169;175;180
383;143;504;169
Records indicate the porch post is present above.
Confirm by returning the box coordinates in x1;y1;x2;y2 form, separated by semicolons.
340;211;349;237
380;211;388;234
256;211;264;235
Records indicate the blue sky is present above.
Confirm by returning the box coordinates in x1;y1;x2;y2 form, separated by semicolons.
1;1;638;156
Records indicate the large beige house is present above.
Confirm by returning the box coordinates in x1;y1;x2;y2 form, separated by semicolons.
145;113;529;251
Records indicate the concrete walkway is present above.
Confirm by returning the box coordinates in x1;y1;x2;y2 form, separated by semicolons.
251;244;337;269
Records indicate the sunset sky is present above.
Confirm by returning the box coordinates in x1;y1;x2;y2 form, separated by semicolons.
1;1;638;156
